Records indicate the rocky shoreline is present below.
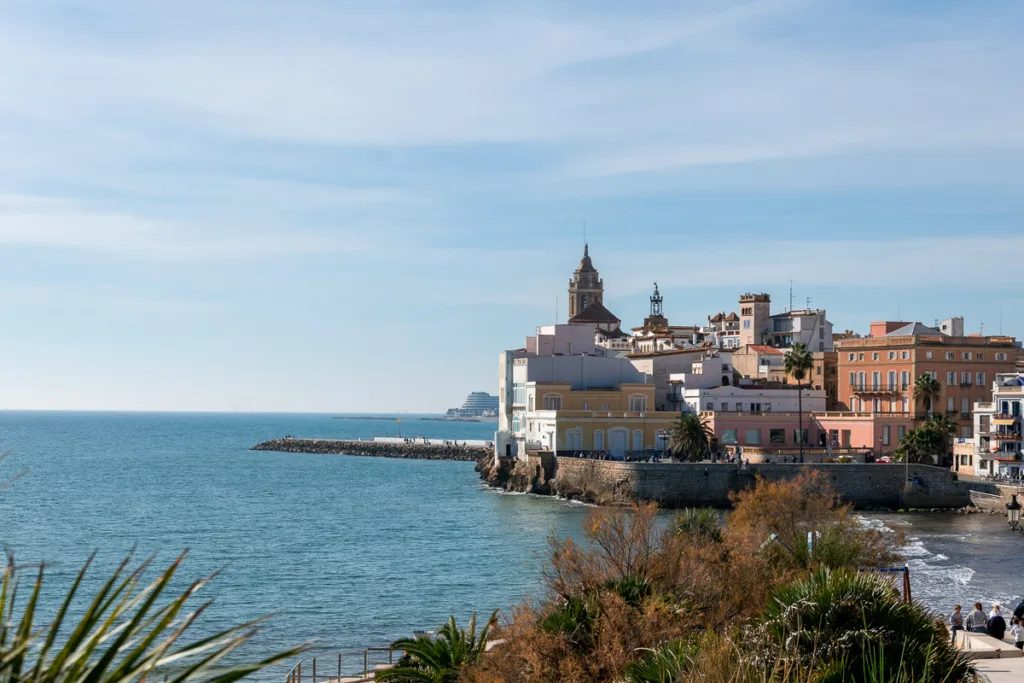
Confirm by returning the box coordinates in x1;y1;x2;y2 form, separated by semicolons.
252;437;491;462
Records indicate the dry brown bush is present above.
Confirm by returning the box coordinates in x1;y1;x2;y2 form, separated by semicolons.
463;471;904;683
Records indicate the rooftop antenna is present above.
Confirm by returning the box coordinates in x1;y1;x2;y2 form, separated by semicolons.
980;320;985;336
805;296;812;310
789;280;794;313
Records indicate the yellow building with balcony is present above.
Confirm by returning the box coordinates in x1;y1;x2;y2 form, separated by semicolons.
522;382;679;456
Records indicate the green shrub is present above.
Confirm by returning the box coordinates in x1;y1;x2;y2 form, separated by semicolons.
756;569;973;683
673;507;722;545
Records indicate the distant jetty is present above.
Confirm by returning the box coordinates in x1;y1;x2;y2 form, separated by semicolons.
251;437;491;462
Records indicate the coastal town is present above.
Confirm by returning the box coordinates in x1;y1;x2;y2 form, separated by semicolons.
494;245;1024;481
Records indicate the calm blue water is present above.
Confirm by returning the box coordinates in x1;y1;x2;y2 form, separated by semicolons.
1;412;1019;680
0;412;589;678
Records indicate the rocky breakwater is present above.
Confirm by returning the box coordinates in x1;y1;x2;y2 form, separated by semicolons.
252;437;490;462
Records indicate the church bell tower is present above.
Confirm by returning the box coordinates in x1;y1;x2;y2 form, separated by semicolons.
567;244;604;319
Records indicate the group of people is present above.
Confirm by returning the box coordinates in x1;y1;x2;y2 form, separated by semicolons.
950;600;1024;648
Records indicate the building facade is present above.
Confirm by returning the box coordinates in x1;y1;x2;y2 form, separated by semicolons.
835;324;1017;438
968;373;1024;477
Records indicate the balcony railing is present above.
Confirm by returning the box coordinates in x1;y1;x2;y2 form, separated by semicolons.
850;383;900;393
961;412;971;419
960;381;973;387
991;433;1022;441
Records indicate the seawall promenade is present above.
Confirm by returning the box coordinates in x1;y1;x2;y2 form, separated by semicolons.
252;437;490;462
480;455;974;509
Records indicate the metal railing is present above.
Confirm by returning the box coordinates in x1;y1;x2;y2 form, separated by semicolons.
285;647;403;683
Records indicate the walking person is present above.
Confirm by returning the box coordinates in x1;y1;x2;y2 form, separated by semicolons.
950;605;964;645
967;603;988;634
987;605;1007;640
1013;598;1024;623
1011;617;1024;650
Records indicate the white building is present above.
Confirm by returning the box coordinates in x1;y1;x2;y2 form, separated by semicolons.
627;348;734;412
739;293;834;352
670;380;827;415
971;373;1023;477
496;323;651;459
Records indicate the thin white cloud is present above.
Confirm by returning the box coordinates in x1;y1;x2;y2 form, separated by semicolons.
0;195;370;258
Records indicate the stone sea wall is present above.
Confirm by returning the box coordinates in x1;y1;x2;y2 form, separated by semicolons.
484;455;973;509
252;437;489;462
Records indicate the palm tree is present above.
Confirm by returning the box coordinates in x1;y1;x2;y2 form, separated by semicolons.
378;611;497;683
668;413;712;462
0;551;304;683
913;373;941;418
784;342;814;463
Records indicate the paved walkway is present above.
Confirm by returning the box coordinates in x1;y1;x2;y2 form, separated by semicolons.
975;657;1024;683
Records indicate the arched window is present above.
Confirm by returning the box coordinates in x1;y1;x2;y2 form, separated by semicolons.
628;395;647;412
722;375;731;386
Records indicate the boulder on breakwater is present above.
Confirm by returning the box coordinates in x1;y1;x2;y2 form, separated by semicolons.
252;437;490;462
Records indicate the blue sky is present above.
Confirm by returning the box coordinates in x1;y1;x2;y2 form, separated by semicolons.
0;0;1022;412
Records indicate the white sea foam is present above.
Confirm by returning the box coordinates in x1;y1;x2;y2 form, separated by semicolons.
901;538;932;558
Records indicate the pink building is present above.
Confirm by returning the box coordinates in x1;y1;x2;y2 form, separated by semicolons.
703;410;914;461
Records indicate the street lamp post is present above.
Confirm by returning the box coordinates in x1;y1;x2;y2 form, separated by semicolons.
1007;493;1022;534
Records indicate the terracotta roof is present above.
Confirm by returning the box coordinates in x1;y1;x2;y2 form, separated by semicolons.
568;301;621;325
725;312;739;321
747;345;784;355
709;313;724;322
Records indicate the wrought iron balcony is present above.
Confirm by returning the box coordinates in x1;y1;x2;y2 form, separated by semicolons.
850;383;900;393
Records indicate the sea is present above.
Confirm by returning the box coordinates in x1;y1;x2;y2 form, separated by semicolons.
0;412;1020;680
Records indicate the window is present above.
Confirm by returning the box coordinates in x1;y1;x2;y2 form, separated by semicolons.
996;352;1007;361
977;372;986;386
849;371;857;387
848;353;856;361
888;371;897;389
962;426;971;439
926;351;934;360
582;402;590;411
961;397;969;414
770;429;786;444
961;371;971;386
633;430;643;451
901;351;910;360
947;371;956;385
872;371;881;389
902;397;908;412
543;395;562;410
928;370;938;380
511;414;521;432
858;353;865;361
873;398;880;412
858;371;866;388
735;402;744;412
829;429;839;446
883;424;891;446
794;429;808;445
841;430;852;447
722;429;738;445
977;353;984;360
819;327;824;339
947;396;955;412
602;403;609;411
946;352;954;360
898;425;907;439
764;403;772;412
721;402;729;411
629;396;647;412
706;402;714;411
745;429;761;445
528;395;534;411
872;352;879;361
888;351;896;360
901;371;909;389
594;430;604;450
512;382;525;405
963;352;972;360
